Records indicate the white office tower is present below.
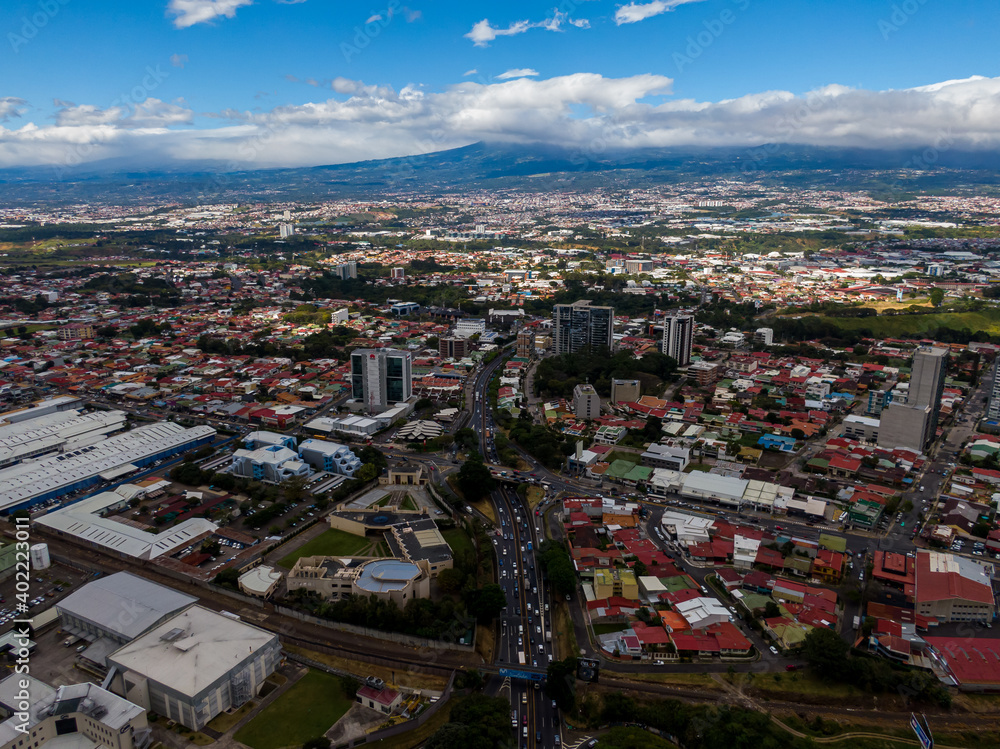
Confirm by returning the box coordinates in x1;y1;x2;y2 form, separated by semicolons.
351;349;413;412
662;315;694;367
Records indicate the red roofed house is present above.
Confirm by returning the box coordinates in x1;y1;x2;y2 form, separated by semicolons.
811;549;845;584
357;684;402;714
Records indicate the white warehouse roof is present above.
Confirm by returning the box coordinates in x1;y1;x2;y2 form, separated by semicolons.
0;421;215;511
56;571;196;640
108;605;278;699
35;491;217;560
680;471;748;502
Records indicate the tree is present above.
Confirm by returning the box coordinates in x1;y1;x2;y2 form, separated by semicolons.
929;288;945;307
454;427;478;450
425;694;511;749
465;583;506;623
546;657;578;712
802;627;850;681
284;474;308;502
456;453;495;503
763;601;781;619
642;415;663;442
301;739;330;749
213;568;240;589
357;463;378;482
436;567;465;594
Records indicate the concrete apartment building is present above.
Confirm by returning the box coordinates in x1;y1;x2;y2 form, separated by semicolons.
593;568;639;601
553;300;614;355
909;346;948;432
610;378;641;404
439;336;472;359
516;328;535;359
662;315;694;367
573;384;601;420
878;346;948;451
989;361;1000;421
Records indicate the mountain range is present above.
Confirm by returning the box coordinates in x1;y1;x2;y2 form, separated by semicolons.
2;142;1000;205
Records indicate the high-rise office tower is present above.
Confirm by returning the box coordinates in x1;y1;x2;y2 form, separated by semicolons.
662;315;694;367
350;349;412;412
553;301;614;355
908;346;948;434
988;362;1000;421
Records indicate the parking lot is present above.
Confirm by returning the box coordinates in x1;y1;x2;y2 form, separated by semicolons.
0;561;95;634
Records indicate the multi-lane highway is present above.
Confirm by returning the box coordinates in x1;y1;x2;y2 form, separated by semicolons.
468;352;561;749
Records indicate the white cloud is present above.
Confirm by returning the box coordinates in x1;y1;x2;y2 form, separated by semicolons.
465;19;531;46
0;98;27;122
365;13;382;24
170;53;189;68
465;9;589;46
496;69;539;80
167;0;253;29
614;0;706;25
5;75;1000;171
52;98;193;129
463;69;478;77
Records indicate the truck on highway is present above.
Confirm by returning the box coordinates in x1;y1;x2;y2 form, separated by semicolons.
518;653;526;666
545;630;552;642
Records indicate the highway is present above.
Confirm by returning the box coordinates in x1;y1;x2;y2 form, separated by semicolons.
468;352;561;749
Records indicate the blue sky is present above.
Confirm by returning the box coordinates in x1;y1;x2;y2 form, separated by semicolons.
0;0;998;171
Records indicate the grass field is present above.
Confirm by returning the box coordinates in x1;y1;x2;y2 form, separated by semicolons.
592;622;629;635
553;599;578;659
525;485;545;509
205;701;256;733
282;644;449;691
805;307;1000;337
234;670;352;749
441;527;474;559
367;703;453;749
278;527;370;568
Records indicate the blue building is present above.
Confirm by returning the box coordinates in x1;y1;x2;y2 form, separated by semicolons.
757;434;797;452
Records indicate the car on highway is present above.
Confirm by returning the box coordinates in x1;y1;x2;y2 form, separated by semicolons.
769;646;779;655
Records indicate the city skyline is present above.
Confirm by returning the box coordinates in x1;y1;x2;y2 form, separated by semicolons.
1;0;998;171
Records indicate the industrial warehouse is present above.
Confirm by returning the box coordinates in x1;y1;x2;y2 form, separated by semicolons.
0;420;216;511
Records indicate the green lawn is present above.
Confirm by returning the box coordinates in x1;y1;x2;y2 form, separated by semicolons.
441;527;474;559
278;527;370;568
807;307;1000;337
401;495;417;511
234;670;352;749
593;622;629;635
